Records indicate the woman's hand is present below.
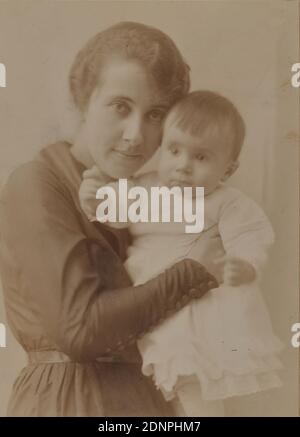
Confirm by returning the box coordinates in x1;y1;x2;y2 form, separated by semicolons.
79;166;131;228
215;255;256;286
79;166;106;220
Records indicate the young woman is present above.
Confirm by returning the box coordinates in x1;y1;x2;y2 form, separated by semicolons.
0;22;218;417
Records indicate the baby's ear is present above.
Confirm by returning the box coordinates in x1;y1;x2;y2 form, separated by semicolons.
221;161;239;182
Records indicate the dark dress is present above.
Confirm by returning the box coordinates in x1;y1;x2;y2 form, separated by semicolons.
0;142;217;416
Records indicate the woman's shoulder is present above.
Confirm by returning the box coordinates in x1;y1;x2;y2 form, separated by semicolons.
2;143;71;202
4;162;51;194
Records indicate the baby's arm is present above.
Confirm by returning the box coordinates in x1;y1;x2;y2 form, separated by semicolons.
217;189;275;286
216;255;257;286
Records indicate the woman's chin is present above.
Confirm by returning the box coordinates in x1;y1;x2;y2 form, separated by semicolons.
102;164;139;180
103;161;143;180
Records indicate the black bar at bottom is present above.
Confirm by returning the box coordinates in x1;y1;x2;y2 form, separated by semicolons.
0;417;298;433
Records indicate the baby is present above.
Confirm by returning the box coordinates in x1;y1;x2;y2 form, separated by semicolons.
79;91;283;416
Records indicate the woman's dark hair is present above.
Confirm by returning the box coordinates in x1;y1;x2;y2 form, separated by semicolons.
69;21;190;111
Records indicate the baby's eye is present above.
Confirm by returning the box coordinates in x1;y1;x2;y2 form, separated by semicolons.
113;101;130;116
196;154;206;161
148;109;165;123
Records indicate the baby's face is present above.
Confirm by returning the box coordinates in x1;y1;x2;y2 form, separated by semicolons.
158;121;235;195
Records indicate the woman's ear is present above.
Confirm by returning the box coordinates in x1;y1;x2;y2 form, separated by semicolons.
221;161;239;182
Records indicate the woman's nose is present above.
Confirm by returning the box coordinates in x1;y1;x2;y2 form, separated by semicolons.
122;114;144;148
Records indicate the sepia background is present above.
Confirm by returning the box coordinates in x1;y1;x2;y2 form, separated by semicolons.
0;0;299;416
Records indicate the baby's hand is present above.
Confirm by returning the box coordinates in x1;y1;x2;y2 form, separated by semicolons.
79;166;106;221
215;256;256;286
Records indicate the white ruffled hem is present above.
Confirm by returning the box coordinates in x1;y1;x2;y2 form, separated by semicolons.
141;338;283;401
138;282;284;401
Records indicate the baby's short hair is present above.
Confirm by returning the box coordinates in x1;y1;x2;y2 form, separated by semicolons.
166;90;246;160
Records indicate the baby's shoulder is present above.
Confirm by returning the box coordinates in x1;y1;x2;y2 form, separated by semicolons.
208;184;263;218
207;184;245;207
212;184;271;229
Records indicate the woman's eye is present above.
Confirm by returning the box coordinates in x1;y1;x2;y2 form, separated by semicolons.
196;154;206;161
113;101;130;115
148;109;165;123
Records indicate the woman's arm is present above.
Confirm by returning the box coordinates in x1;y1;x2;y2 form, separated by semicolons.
1;162;217;361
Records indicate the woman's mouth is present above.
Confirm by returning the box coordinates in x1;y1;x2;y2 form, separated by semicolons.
113;149;142;160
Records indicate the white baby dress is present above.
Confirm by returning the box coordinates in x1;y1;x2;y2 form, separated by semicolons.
125;181;283;401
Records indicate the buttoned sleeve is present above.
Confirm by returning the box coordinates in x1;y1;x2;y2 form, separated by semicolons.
1;162;217;361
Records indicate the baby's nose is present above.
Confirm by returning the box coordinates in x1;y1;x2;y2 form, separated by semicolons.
176;155;192;173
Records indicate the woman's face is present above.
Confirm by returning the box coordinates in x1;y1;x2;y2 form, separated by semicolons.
77;58;168;179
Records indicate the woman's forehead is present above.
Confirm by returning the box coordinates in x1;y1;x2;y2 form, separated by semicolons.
96;57;169;108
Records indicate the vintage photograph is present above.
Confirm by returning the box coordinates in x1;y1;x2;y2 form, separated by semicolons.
0;0;299;417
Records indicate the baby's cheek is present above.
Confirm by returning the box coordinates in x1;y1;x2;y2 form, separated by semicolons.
158;163;171;181
203;171;219;190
